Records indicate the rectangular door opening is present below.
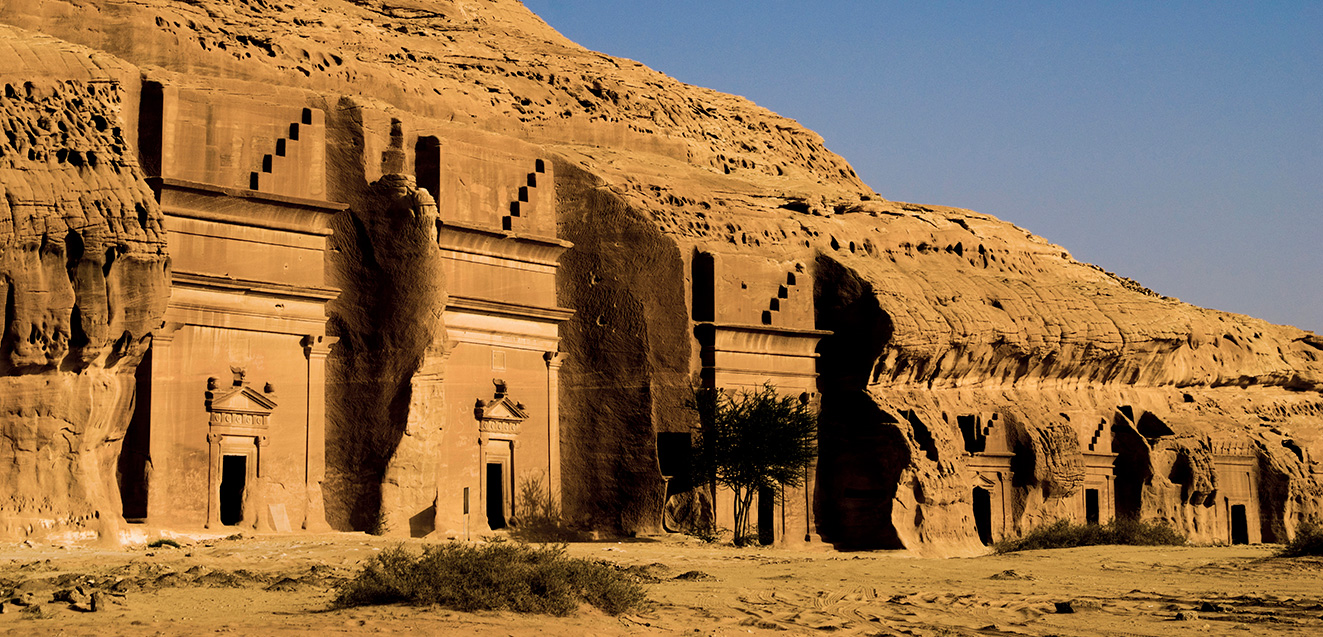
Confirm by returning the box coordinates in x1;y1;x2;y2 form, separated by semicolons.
1085;489;1100;525
757;486;776;546
415;136;441;203
1230;504;1249;545
220;454;247;526
486;462;507;530
973;487;993;545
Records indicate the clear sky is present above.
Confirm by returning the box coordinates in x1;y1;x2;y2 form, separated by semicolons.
520;1;1322;332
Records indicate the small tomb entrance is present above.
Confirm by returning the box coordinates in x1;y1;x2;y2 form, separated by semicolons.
475;380;527;531
486;461;507;529
758;486;776;546
204;369;277;528
1231;504;1249;545
220;455;248;526
973;487;993;545
1085;489;1100;525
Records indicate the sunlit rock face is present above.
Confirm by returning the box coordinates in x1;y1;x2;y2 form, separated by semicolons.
0;28;169;541
0;1;1320;552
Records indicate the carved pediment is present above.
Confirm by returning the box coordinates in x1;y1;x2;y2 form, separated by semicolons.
207;385;278;414
476;397;528;423
475;378;527;435
206;371;278;429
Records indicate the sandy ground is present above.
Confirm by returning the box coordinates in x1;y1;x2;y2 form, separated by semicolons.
0;532;1319;636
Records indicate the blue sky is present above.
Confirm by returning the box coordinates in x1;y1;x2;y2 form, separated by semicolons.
520;1;1322;332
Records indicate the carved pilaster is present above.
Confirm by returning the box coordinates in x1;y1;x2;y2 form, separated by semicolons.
544;351;564;503
145;322;185;525
301;333;336;532
205;432;222;528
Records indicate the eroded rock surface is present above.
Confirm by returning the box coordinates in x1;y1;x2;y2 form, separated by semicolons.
0;28;169;541
0;1;1319;550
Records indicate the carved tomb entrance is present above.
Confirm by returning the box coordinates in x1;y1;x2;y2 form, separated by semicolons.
205;374;276;528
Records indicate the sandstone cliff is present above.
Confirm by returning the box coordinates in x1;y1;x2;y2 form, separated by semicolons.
1;0;1319;549
0;27;169;541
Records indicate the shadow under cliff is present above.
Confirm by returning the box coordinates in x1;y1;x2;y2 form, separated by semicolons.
323;175;444;532
813;255;900;548
553;162;691;536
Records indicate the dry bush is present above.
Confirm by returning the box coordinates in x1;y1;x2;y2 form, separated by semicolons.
333;542;645;616
995;518;1186;553
1279;521;1323;557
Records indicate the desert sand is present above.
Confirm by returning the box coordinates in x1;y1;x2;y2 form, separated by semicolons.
0;534;1318;636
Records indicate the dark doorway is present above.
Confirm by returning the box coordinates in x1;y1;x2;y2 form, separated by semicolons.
657;431;694;508
657;432;692;482
138;81;164;176
1230;504;1249;545
486;463;506;529
957;415;985;453
691;251;714;322
757;486;776;546
415;136;441;203
973;487;992;545
1085;489;1100;525
219;455;247;526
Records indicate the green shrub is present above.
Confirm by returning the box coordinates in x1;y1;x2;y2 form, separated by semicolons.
1279;521;1323;557
995;518;1186;553
333;542;646;616
147;538;181;549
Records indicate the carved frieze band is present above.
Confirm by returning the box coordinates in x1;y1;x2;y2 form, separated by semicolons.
210;412;270;427
479;420;522;435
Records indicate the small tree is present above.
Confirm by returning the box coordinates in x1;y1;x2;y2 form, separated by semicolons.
692;383;817;546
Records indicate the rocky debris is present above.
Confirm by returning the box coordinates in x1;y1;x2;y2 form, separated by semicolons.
0;562;343;617
20;603;53;619
51;586;90;607
621;563;674;583
192;570;245;588
265;577;305;592
988;570;1034;581
109;579;136;594
673;570;717;582
663;489;714;536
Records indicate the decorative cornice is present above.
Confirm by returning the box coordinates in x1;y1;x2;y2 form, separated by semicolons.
149;176;349;212
694;322;833;339
437;220;571;266
447;295;575;323
172;270;340;302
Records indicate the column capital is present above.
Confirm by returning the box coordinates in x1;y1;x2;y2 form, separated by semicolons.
543;351;565;369
302;334;338;359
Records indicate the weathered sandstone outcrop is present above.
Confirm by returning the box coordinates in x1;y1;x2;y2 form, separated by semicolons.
0;1;1319;550
325;171;446;532
0;28;169;540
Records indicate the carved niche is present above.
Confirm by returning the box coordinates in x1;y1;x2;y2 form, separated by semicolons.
474;378;527;436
